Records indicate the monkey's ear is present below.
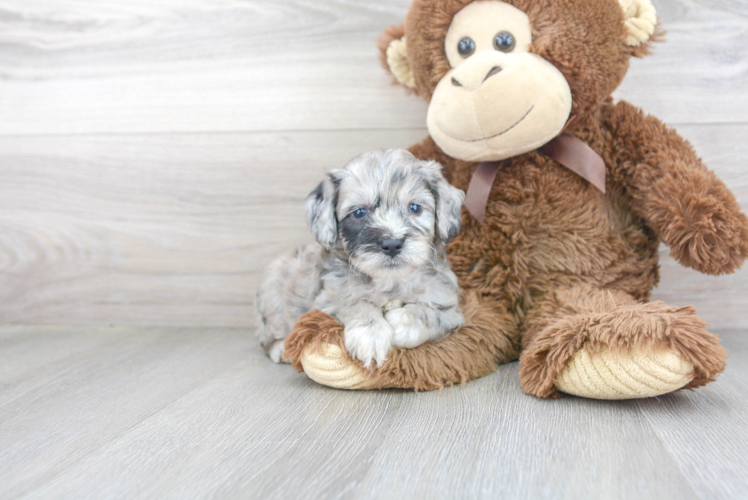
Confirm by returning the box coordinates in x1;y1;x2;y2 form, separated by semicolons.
305;174;339;250
618;0;658;48
377;24;416;89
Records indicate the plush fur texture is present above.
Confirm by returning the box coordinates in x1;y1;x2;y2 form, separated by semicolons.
518;284;726;398
284;0;747;397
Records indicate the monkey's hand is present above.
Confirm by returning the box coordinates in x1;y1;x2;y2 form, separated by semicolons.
603;101;748;275
644;163;748;275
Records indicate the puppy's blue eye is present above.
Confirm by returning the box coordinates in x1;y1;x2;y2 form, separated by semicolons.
409;203;422;215
353;208;368;219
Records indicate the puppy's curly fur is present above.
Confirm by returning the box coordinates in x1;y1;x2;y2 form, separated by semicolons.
256;149;466;368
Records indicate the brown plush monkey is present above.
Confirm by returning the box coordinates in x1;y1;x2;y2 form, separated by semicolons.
284;0;748;399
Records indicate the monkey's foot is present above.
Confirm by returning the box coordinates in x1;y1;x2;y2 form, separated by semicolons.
554;346;695;400
299;343;378;390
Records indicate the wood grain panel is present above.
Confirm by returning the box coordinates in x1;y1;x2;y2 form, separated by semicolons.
0;326;252;499
356;375;696;500
0;129;427;326
636;332;748;500
1;124;746;328
0;0;746;136
2;326;745;499
614;0;748;125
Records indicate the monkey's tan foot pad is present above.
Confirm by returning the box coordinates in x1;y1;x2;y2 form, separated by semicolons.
300;343;379;390
554;346;695;400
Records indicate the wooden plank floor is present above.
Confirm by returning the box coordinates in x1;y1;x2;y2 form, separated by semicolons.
0;326;746;500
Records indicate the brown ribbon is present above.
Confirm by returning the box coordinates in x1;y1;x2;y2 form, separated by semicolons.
540;134;606;193
465;133;606;224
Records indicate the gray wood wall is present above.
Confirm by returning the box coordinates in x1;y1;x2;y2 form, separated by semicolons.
1;0;746;328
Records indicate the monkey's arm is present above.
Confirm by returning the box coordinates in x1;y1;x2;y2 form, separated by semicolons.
284;290;520;391
602;100;748;275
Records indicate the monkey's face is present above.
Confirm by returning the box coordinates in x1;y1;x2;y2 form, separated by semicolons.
426;1;572;162
380;0;657;162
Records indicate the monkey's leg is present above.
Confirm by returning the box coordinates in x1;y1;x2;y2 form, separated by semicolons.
519;284;726;399
283;290;520;391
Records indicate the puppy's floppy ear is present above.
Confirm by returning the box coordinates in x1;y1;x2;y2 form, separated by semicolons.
420;160;465;243
377;23;416;90
305;173;340;250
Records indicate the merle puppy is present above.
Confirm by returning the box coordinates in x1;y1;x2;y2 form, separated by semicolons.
255;149;465;368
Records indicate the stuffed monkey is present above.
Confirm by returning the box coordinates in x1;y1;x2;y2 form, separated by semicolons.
284;0;748;399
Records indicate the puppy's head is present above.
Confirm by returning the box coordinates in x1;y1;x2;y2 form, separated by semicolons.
305;149;464;278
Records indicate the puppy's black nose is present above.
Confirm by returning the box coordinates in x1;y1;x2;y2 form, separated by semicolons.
380;238;404;257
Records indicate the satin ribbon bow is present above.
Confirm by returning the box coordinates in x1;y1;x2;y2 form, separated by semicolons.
464;121;606;224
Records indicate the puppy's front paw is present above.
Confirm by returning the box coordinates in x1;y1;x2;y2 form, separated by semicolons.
267;340;288;364
344;321;394;369
386;308;429;349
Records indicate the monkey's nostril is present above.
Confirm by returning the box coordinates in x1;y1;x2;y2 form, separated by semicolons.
483;66;503;82
451;77;463;87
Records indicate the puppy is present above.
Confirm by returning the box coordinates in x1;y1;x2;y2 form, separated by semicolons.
255;149;465;368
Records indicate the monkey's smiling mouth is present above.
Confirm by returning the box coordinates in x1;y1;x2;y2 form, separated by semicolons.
439;105;535;143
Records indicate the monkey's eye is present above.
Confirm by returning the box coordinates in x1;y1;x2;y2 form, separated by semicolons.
409;203;422;215
457;37;476;58
353;208;368;219
493;31;516;52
